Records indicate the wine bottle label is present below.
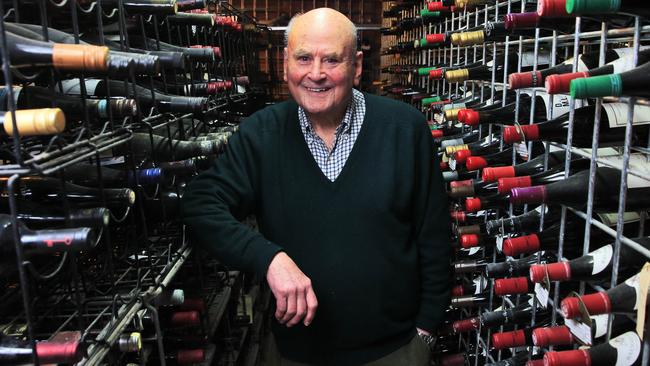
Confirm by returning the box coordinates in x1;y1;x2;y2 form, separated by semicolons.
537;93;586;120
534;282;549;308
443;103;466;111
590;245;614;275
576;58;590;72
624;273;641;311
611;47;650;74
565;318;593;345
603;103;650;128
591;314;609;338
520;52;551;68
598;154;650;188
473;275;488;294
610;332;641;366
596;212;641;226
59;79;101;95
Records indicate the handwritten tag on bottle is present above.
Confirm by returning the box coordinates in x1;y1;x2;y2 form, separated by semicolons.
496;234;504;252
565;318;593;346
534;283;549;309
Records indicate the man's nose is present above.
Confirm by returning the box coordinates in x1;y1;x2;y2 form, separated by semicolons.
308;60;326;80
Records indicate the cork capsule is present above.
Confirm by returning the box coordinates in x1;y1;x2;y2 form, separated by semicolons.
450;32;463;45
445;69;469;83
444;144;469;156
460;30;485;46
2;108;66;136
445;108;461;121
52;44;109;72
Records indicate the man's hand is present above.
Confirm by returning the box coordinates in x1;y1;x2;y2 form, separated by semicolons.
266;252;318;327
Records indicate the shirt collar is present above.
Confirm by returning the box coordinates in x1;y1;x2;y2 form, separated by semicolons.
298;89;362;136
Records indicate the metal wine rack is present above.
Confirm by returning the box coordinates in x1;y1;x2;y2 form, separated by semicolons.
0;1;272;365
381;0;650;365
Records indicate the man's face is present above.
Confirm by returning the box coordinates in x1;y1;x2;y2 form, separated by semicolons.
284;26;362;119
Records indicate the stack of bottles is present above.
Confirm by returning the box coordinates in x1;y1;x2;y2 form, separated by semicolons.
0;0;270;365
381;0;650;365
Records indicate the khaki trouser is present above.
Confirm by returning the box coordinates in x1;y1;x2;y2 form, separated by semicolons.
261;333;431;366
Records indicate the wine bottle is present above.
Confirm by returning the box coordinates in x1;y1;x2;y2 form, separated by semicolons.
561;271;640;320
485;207;546;236
571;60;650;99
167;12;215;26
114;35;219;62
510;167;650;212
445;52;551;83
456;95;548;126
138;308;202;329
464;194;511;213
119;133;226;161
501;224;578;256
502;103;650;147
147;348;206;365
0;333;85;365
15;205;110;229
59;79;208;115
450;209;499;224
100;0;178;15
0;176;136;210
486;252;557;278
566;0;650;18
544;331;642;366
10;23;162;76
2;31;108;73
494;276;533;296
0;85;138;120
0;108;65;136
543;48;650;94
62;163;166;187
530;237;650;283
495;158;592;195
482;151;568;182
492;328;537;350
449;180;499;198
0;214;96;254
533;315;634;347
463;148;525;172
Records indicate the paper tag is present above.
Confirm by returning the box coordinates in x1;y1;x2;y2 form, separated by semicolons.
566;318;593;345
59;78;102;95
534;283;549;308
514;143;529;161
496;234;504;252
625;272;641;312
591;313;609;339
449;157;457;171
603;103;650;128
637;263;650;338
596;212;642;226
610;332;641;366
576;57;590;72
466;247;481;256
590;245;614;275
611;46;650;74
443;103;466;111
520;51;551;68
598;154;650;188
474;275;488;295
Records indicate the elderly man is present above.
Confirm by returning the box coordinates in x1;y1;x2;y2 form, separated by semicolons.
182;7;451;366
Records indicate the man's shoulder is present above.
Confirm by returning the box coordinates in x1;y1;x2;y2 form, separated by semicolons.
239;99;298;132
364;92;426;129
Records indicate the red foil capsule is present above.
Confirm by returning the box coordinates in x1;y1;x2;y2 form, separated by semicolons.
545;71;590;94
429;69;444;79
453;149;473;163
170;310;201;327
561;292;612;319
491;329;526;349
498;176;532;195
494;277;530;296
450;180;474;189
36;341;85;364
431;129;444;138
450;210;466;223
482;166;516;182
532;326;575;346
465;198;482;213
502;234;541;256
460;234;481;248
530;262;571;282
452;317;480;333
465;156;488;171
544;350;590;366
176;349;205;364
536;0;570;17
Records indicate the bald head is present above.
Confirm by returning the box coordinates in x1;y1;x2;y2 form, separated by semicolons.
285;8;357;58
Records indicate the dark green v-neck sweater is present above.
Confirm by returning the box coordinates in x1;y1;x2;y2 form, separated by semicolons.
182;93;451;365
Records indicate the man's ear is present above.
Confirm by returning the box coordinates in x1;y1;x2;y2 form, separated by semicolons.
283;47;289;83
353;51;363;87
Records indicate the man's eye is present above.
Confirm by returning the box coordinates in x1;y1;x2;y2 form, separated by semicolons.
324;58;339;64
297;56;310;62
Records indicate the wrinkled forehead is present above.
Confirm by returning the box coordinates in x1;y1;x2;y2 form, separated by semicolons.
287;23;355;57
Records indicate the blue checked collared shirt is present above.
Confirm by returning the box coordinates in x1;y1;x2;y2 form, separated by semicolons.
298;89;366;182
